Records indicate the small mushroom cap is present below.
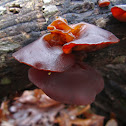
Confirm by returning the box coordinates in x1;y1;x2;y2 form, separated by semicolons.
63;22;119;54
98;0;110;7
41;17;119;54
111;5;126;22
13;35;75;72
28;63;104;105
44;18;86;46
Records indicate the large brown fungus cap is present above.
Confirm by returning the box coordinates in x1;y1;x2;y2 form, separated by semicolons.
44;17;119;54
13;17;119;105
13;36;75;72
28;63;104;105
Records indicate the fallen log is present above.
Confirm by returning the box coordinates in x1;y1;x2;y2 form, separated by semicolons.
0;0;126;123
0;0;46;99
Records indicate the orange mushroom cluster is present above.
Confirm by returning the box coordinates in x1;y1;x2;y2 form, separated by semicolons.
111;5;126;22
98;0;110;7
13;17;119;105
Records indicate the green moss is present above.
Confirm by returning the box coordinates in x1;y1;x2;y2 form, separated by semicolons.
0;77;11;85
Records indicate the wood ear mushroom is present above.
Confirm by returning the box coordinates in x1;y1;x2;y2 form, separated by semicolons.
13;17;119;105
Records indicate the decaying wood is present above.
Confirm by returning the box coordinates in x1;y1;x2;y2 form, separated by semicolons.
0;0;46;100
0;0;126;123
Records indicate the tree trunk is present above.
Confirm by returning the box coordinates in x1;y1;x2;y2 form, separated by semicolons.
0;0;46;99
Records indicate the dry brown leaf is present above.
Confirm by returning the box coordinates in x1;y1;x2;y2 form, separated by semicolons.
18;90;37;103
17;89;60;108
38;93;60;108
105;119;118;126
55;105;104;126
0;89;106;126
4;89;63;126
0;109;3;123
0;101;10;123
9;103;64;126
71;116;104;126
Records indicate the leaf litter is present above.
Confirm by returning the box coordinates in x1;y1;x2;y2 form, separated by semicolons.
0;89;118;126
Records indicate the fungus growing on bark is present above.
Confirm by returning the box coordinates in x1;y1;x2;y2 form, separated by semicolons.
98;0;110;7
13;17;119;105
111;5;126;22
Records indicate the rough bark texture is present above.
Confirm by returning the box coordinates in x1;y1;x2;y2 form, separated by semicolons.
0;0;126;123
0;0;47;100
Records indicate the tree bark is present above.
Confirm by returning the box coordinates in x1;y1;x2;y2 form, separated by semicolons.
0;0;46;99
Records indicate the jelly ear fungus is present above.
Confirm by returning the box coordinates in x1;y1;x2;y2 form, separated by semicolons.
13;17;119;105
28;63;104;105
13;36;75;72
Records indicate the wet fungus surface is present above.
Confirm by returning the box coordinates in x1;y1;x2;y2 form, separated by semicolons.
13;36;75;72
28;63;104;105
111;5;126;22
13;17;119;105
